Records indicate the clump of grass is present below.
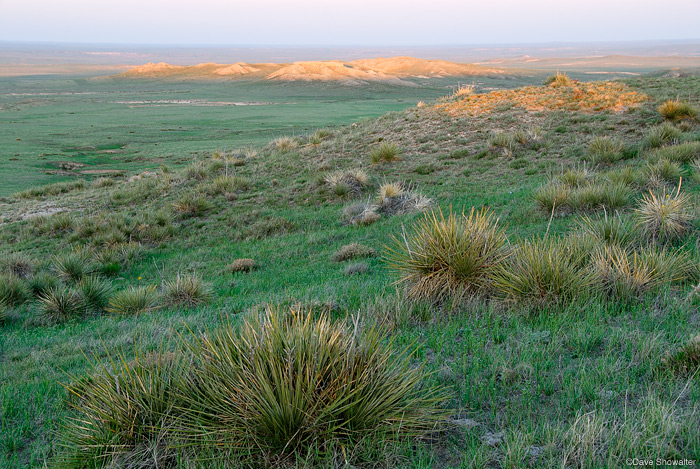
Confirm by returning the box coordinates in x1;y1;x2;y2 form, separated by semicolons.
661;335;700;375
385;207;508;303
376;182;431;216
38;286;82;322
332;243;376;262
227;258;257;273
0;274;30;307
642;123;681;149
52;250;97;283
605;166;644;187
205;175;251;195
344;202;381;226
568;181;633;212
345;262;369;275
370;142;401;163
493;237;594;306
272;136;299;153
309;129;333;145
558;166;594;188
76;276;113;314
60;350;184;467
533;182;570;212
107;286;159;315
172;192;214;218
636;184;694;242
453;83;475;97
588;136;624;165
90;177;115;189
0;253;34;278
490;132;517;156
657;99;698;121
162;273;212;307
544;71;572;87
28;272;60;298
179;305;448;461
15;179;86;199
643;158;682;185
648;141;700;164
324;169;370;197
185;161;209;180
692;159;700;183
593;245;665;300
574;212;636;246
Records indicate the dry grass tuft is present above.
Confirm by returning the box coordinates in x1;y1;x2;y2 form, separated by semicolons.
588;136;624;165
162;273;212;307
657;99;698;121
324;169;370;197
332;243;376;262
272;136;299;153
636;184;694;242
661;335;700;375
227;258;257;273
370;142;401;163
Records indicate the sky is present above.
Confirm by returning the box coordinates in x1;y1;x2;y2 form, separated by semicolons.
2;0;700;46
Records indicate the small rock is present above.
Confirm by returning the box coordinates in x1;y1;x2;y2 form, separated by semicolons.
451;418;479;430
528;446;544;457
480;431;504;446
598;389;616;399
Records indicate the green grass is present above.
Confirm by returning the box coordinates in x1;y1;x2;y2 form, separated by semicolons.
2;75;700;467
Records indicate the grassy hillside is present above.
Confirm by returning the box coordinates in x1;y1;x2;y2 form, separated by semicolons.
1;75;700;467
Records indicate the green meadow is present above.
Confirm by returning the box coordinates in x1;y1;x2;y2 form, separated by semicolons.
1;72;700;467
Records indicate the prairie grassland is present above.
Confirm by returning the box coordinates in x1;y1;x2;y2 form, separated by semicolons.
1;75;700;467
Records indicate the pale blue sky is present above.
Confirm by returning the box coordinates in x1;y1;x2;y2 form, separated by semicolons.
2;0;700;45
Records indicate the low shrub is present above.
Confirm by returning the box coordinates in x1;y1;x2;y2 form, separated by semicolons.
544;71;572;87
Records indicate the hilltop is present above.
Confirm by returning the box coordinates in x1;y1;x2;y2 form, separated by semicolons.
2;74;700;467
115;56;505;83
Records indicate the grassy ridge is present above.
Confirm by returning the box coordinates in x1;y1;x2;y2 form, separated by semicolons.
1;75;700;466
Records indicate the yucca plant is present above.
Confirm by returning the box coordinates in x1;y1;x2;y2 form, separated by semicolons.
52;250;98;283
385;207;508;303
533;182;570;212
107;286;159;315
648;142;700;164
77;276;114;313
38;286;82;322
640;246;696;285
492;236;595;307
27;272;60;298
643;158;683;185
642;123;681;149
60;349;185;467
0;274;31;307
593;245;664;300
574;212;636;246
172;192;214;218
588;136;624;165
657;99;698;121
179;305;448;461
161;273;212;307
636;184;694;242
370;142;401;163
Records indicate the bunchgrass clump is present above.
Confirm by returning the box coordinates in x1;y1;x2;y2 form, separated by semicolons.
376;182;431;216
179;305;448;461
370;142;401;163
661;335;700;375
107;286;159;315
636;185;694;242
492;237;594;306
574;212;636;246
567;181;633;212
533;182;570;213
593;245;665;300
588;136;624;165
657;99;698;121
0;274;31;307
385;207;508;303
648;141;700;164
332;243;376;262
161;273;212;307
272;136;299;153
345;262;369;275
324;169;370;197
28;272;60;298
642;123;682;149
544;71;572;87
227;258;257;273
38;285;82;322
344;202;381;226
76;276;114;314
0;253;34;278
558;166;594;188
60;350;184;467
172;192;214;218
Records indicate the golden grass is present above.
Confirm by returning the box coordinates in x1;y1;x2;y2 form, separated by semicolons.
437;80;647;116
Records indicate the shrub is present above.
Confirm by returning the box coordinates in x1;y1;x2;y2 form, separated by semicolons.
636;186;694;242
0;253;34;278
162;273;212;307
180;305;448;461
60;350;184;467
172;192;214;218
648;142;700;164
593;245;665;300
544;71;572;87
385;207;508;303
107;286;159;315
52;250;97;283
38;286;82;322
657;99;698;121
332;243;376;262
453;84;475;97
661;335;700;375
588;136;624;165
574;212;636;246
272;136;298;153
370;142;401;163
0;274;30;307
492;237;594;306
642;123;681;149
227;258;257;273
77;276;114;313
